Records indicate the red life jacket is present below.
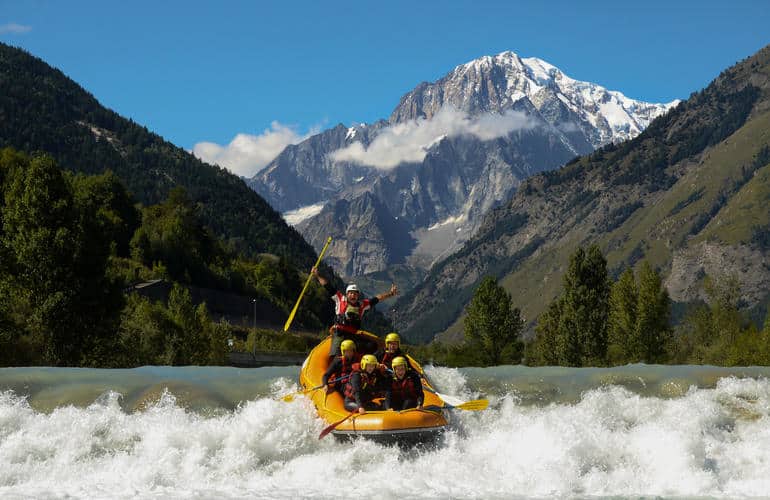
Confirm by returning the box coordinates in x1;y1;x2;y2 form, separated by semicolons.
380;349;402;368
332;293;375;329
391;371;419;401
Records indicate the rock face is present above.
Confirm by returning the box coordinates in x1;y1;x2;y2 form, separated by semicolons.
248;51;675;278
296;192;414;276
246;123;385;213
666;242;770;307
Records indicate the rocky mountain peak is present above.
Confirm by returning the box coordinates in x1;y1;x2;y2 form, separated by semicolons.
389;51;678;147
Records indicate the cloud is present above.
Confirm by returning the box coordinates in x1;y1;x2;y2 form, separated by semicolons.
192;121;319;178
330;107;537;169
0;23;32;34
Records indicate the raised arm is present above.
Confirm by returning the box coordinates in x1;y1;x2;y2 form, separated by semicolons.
375;283;399;302
311;266;328;286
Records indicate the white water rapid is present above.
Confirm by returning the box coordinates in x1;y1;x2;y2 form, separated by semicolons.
2;365;770;499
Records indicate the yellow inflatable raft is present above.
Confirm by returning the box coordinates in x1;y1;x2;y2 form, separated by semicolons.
300;331;449;443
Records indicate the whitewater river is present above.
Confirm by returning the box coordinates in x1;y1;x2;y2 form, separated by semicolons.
2;364;770;499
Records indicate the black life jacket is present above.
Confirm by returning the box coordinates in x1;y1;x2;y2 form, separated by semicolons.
328;353;361;385
344;368;380;403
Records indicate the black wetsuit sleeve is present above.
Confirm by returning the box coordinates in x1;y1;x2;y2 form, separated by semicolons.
350;372;363;407
322;358;341;385
381;374;393;410
374;348;385;362
412;371;424;406
369;296;380;307
324;282;337;297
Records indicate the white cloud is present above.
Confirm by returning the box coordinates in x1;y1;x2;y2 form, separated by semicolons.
557;121;581;132
193;121;319;178
0;23;32;34
330;107;537;169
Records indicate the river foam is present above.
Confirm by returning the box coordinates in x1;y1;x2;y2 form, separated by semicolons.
1;365;770;498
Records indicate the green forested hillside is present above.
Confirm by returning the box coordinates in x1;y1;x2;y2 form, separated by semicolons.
0;43;316;268
0;148;338;366
395;44;770;344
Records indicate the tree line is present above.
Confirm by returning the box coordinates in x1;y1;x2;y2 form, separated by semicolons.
413;244;770;367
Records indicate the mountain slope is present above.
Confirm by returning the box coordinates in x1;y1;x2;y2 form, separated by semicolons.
0;43;318;269
392;46;770;344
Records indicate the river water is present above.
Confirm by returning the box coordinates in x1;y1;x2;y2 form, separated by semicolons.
2;364;770;499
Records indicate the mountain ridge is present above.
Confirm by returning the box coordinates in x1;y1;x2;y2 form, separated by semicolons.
391;45;770;344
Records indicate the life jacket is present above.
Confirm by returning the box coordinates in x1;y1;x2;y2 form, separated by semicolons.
379;349;402;368
332;293;374;329
391;371;420;401
344;368;380;403
328;353;361;386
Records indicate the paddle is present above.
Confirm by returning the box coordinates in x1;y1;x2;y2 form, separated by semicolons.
280;373;351;402
318;412;356;439
284;236;332;332
421;399;489;412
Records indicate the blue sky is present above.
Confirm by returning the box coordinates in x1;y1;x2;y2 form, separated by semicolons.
1;0;768;176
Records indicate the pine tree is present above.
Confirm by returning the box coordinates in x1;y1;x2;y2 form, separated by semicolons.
560;245;611;366
463;276;524;366
529;299;562;365
608;267;638;364
634;262;671;363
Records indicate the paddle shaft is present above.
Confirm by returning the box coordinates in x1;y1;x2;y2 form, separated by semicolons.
318;412;355;439
421;399;489;412
304;373;353;394
281;372;355;402
284;236;332;331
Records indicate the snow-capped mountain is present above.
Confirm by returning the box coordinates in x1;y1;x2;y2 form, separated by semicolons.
390;51;676;147
248;51;678;278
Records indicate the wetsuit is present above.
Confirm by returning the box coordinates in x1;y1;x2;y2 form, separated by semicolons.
344;368;391;412
375;347;416;371
386;370;424;411
322;353;361;392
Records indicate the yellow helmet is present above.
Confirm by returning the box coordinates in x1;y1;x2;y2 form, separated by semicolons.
391;356;408;369
360;354;378;371
385;333;400;344
340;339;356;354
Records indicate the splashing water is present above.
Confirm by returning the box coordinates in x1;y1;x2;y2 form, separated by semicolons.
2;365;770;498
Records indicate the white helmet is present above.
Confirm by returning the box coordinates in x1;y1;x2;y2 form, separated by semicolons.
345;284;359;293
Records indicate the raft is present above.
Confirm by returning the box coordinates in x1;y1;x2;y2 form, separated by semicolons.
299;331;449;443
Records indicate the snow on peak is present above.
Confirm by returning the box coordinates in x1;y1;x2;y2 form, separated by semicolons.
438;51;678;146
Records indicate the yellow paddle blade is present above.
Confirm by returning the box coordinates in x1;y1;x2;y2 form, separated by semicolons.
281;392;298;402
455;399;489;411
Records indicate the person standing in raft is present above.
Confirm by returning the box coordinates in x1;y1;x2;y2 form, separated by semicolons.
344;354;391;414
322;339;361;393
310;266;398;356
375;332;415;372
386;356;424;411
